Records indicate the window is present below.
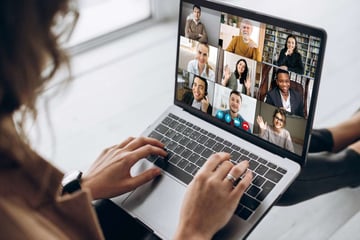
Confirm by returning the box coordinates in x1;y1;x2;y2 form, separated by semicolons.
65;0;179;54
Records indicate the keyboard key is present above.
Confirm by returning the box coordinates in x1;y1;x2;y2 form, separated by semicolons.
236;206;253;220
162;117;173;126
252;175;266;187
168;120;179;129
267;162;277;169
184;163;197;175
212;142;224;152
175;124;186;132
264;169;283;183
148;131;162;141
155;124;169;134
249;153;258;160
168;113;178;120
230;151;242;162
255;164;269;175
177;159;189;169
180;149;192;159
222;146;232;153
186;140;198;150
277;167;287;174
188;153;200;163
179;136;190;146
168;155;181;165
194;144;205;154
248;160;259;170
257;181;275;201
240;193;260;211
204;138;216;148
183;127;193;136
231;144;241;152
166;141;178;151
240;149;249;155
207;132;216;139
258;158;267;164
215;136;224;143
197;134;209;144
201;148;213;158
195;157;207;167
190;131;201;140
246;185;261;198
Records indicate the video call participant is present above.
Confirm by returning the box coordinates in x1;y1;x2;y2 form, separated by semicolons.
256;108;295;152
225;19;261;62
265;68;304;117
187;42;215;81
182;75;213;114
277;34;304;75
216;90;251;133
185;4;208;43
222;58;251;96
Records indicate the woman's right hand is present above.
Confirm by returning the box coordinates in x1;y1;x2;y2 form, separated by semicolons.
174;152;252;240
221;64;231;86
257;115;267;130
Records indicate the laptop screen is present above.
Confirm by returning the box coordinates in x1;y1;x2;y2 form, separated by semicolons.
174;0;326;165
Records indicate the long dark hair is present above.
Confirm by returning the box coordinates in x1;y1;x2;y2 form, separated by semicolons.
284;34;299;53
0;0;75;151
234;59;248;84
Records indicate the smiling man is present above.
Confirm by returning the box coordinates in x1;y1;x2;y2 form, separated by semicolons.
265;68;304;117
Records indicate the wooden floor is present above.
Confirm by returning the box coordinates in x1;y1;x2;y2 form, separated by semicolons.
31;1;360;239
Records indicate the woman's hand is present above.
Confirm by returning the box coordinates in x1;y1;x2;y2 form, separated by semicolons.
201;96;210;113
244;77;251;96
82;137;167;200
257;115;267;130
174;153;252;240
221;64;231;86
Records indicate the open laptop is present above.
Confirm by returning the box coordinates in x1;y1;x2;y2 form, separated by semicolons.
112;0;326;239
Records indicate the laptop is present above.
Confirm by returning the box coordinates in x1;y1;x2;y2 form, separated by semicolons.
112;0;327;239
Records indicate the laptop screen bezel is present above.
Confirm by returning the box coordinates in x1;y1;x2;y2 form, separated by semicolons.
174;0;327;166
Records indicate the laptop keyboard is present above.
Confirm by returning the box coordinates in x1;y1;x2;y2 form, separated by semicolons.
146;113;287;221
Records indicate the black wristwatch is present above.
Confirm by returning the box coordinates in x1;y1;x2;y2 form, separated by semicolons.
62;170;82;195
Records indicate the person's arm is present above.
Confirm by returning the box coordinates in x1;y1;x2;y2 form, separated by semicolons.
293;90;305;117
255;45;262;62
225;36;237;53
185;20;200;40
244;76;251;96
221;65;231;86
185;19;196;39
284;130;295;152
256;115;267;137
277;49;287;66
265;90;275;105
199;24;208;43
174;153;252;240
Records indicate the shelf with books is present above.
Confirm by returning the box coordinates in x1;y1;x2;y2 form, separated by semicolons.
262;25;321;78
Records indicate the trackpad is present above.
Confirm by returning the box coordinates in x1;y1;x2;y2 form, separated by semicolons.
121;173;186;239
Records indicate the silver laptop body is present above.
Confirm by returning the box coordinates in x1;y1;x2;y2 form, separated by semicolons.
112;0;326;239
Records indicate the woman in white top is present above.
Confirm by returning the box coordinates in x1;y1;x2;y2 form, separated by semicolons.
257;108;294;152
187;42;215;81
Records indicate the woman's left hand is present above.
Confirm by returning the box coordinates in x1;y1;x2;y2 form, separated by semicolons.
82;137;167;200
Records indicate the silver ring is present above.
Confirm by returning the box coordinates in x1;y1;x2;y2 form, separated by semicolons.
226;173;237;184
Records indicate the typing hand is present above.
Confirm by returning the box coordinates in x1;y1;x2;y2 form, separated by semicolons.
174;153;252;239
82;137;167;200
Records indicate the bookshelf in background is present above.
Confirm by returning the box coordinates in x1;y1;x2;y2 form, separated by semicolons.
262;24;321;79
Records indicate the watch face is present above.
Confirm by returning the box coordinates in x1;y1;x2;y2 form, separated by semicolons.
62;171;82;194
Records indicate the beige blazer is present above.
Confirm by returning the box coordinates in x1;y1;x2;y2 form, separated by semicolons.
0;146;104;239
